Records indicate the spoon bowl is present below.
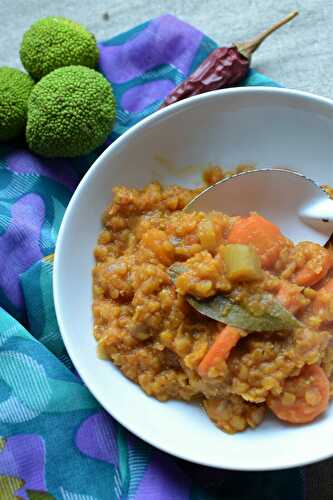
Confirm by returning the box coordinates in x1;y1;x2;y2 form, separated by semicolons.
186;169;333;245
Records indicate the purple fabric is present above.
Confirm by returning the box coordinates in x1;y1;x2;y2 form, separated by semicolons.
6;149;80;191
99;15;203;84
75;411;119;466
121;79;175;112
0;194;44;308
0;434;46;493
135;450;191;500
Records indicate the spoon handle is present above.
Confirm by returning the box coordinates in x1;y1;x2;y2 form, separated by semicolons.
299;198;333;223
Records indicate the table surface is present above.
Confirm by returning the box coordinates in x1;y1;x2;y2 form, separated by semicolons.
2;1;333;499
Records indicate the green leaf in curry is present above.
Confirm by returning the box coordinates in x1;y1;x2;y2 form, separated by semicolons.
168;263;300;332
187;294;299;332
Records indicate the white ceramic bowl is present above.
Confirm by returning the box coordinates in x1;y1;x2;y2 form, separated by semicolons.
54;87;333;471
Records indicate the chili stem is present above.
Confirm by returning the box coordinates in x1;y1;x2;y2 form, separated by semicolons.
237;10;299;60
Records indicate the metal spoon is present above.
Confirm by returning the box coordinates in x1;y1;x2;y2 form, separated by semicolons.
185;169;333;245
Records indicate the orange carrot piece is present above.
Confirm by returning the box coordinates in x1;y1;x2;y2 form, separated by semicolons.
227;214;286;269
198;326;243;376
267;365;329;424
276;281;304;314
295;251;333;287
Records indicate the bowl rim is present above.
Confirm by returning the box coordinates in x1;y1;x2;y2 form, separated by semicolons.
54;86;333;470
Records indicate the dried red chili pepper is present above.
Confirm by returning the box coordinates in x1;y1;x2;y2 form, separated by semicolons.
161;11;298;108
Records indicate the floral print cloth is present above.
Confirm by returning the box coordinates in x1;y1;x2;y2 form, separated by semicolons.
0;14;304;499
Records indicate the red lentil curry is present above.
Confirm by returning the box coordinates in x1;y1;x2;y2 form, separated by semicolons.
93;167;333;433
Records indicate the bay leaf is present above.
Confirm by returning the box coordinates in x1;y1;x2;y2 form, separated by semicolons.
168;263;300;332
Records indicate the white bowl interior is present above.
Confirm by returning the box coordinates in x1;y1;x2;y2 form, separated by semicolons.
54;88;333;470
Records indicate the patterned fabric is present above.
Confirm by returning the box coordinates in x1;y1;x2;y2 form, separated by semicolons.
0;14;304;499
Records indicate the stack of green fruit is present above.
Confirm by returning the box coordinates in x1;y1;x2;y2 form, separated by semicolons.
0;17;116;157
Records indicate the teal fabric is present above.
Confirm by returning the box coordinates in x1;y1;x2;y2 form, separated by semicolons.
0;14;303;500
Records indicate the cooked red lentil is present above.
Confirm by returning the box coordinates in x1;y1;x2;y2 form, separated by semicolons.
93;168;333;433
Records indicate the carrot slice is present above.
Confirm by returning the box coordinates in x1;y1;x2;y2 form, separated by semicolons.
267;364;329;424
198;326;243;376
290;242;333;287
276;281;305;314
294;249;333;287
227;214;286;269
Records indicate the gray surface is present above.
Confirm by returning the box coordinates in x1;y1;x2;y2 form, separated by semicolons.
1;1;333;498
1;0;333;99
